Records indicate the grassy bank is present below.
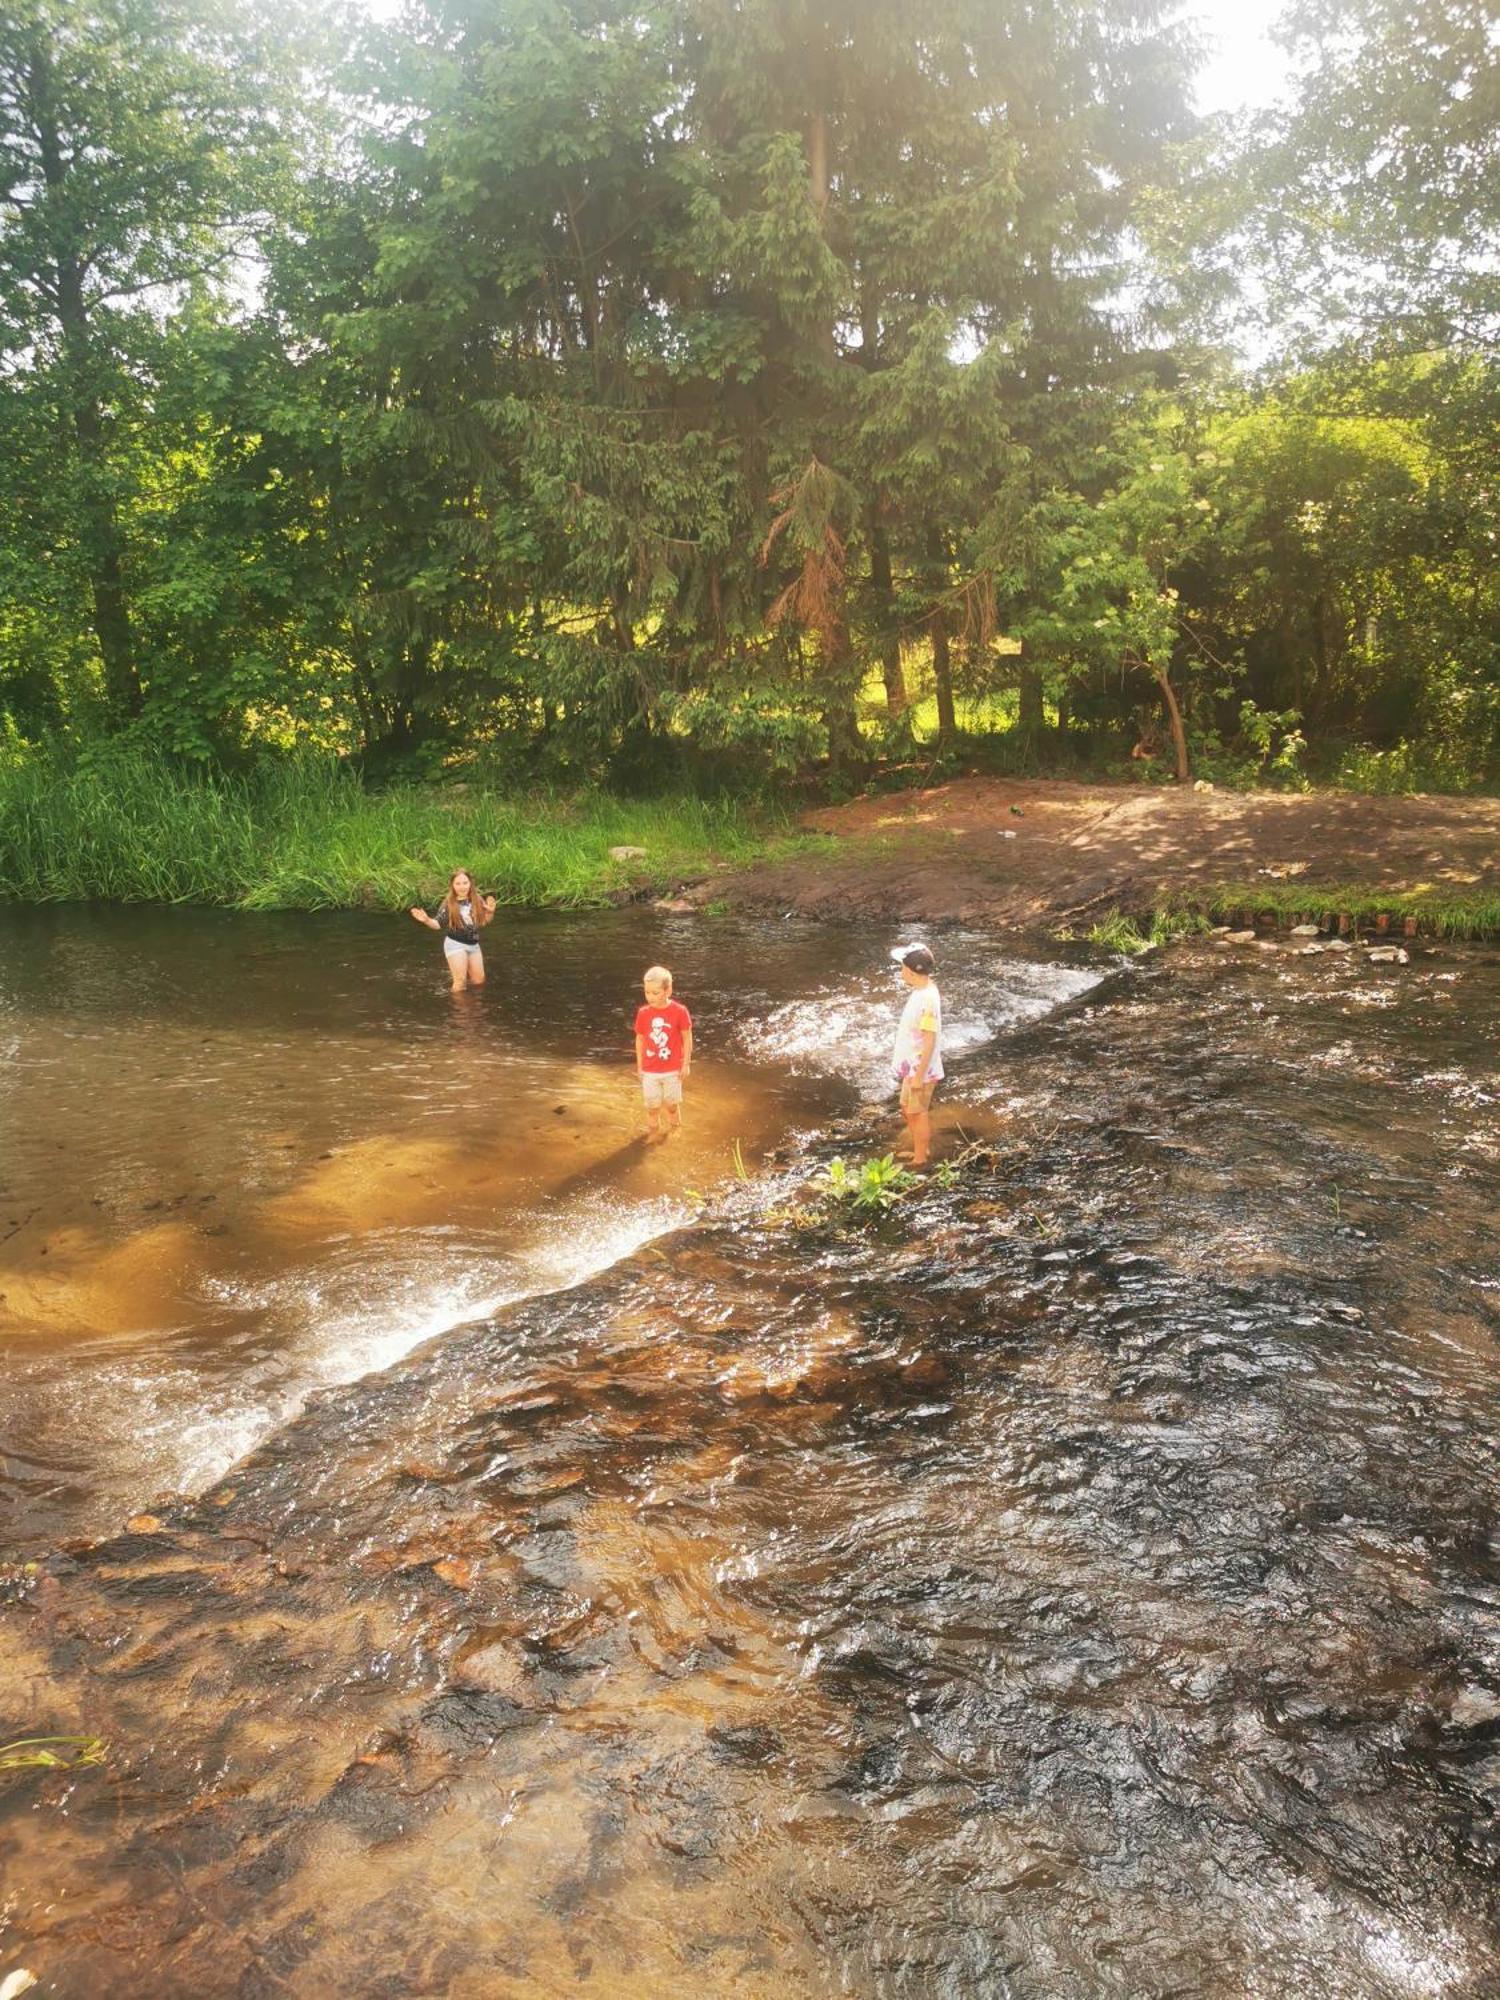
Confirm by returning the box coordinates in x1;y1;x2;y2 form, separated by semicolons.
1081;888;1500;949
1187;881;1500;940
0;750;795;909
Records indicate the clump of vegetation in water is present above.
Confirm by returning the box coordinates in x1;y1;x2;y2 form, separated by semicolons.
1074;909;1208;955
817;1154;920;1215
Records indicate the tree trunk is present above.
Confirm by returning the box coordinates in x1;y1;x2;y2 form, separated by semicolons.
824;690;864;770
931;604;956;744
1154;665;1190;783
33;46;141;720
925;528;956;743
802;84;861;772
1018;662;1044;736
868;518;908;718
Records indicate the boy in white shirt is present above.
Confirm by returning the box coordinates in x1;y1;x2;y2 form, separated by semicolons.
890;943;943;1168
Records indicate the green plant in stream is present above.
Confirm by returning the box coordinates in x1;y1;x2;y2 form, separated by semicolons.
1085;908;1209;954
1087;912;1152;955
818;1154;919;1215
0;1735;106;1775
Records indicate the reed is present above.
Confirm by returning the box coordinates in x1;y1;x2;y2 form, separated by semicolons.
0;747;793;910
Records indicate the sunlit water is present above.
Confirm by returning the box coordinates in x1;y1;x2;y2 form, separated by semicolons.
1;920;1497;1998
0;908;1088;1548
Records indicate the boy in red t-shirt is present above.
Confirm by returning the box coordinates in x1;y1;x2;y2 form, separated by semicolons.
634;964;693;1141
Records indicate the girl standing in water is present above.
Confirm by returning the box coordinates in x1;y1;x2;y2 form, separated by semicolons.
409;869;496;992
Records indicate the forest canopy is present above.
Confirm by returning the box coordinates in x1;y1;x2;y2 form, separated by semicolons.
0;0;1495;791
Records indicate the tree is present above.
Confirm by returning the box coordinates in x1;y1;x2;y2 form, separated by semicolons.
1233;0;1498;352
0;0;298;724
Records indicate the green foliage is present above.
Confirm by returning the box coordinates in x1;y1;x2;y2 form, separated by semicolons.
1326;740;1492;796
817;1153;920;1214
1232;0;1498;349
1082;909;1209;954
0;0;1492;797
0;743;790;908
1193;882;1500;940
1086;912;1154;956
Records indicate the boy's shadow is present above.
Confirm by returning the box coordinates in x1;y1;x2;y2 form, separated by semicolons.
543;1132;671;1207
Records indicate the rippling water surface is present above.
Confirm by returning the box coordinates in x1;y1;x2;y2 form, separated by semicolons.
0;908;1086;1546
1;917;1497;1998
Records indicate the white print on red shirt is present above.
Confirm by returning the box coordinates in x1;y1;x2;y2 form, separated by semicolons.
636;1000;690;1071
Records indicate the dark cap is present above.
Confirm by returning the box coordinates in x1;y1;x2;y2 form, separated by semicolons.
890;942;936;974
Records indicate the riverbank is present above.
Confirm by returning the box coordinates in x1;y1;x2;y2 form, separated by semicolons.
710;777;1500;937
4;753;1499;933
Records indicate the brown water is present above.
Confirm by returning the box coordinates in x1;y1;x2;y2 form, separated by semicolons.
0;908;1090;1549
1;920;1498;1998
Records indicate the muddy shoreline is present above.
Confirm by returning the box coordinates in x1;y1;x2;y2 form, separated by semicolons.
708;778;1500;930
3;935;1498;1996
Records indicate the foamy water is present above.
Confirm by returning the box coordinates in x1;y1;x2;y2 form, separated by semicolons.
60;1193;695;1511
739;934;1100;1093
0;909;1103;1547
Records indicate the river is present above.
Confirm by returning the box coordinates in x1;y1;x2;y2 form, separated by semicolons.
0;913;1497;1996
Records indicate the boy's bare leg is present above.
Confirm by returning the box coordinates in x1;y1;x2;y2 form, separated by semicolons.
901;1080;933;1167
907;1104;932;1168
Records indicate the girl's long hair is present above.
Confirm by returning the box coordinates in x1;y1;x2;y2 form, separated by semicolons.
443;869;492;931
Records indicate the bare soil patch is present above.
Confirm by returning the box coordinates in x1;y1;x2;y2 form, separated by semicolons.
718;778;1500;929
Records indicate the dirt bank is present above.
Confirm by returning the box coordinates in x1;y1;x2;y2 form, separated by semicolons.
715;779;1500;929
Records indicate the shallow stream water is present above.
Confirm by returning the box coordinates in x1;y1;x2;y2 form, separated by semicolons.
0;908;1090;1548
1;916;1498;1997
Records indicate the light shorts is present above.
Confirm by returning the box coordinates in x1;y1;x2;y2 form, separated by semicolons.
641;1070;684;1107
443;936;482;964
899;1071;938;1112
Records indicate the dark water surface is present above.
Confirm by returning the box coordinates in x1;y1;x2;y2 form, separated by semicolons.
1;919;1498;1997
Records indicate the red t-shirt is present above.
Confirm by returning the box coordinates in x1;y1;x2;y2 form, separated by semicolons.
635;998;692;1072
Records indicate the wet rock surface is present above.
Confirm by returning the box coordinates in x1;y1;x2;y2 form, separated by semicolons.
2;944;1498;1996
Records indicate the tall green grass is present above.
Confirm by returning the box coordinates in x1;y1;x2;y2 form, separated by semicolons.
1189;881;1500;939
0;748;795;909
